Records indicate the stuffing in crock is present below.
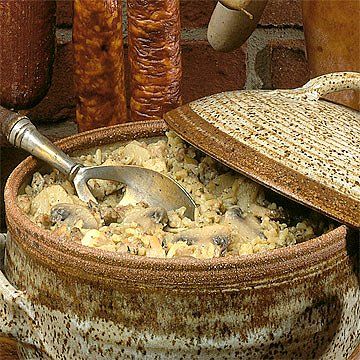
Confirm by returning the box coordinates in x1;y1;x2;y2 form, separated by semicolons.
18;132;334;259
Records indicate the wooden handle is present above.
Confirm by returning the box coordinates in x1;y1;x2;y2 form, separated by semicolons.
0;0;56;109
207;0;268;52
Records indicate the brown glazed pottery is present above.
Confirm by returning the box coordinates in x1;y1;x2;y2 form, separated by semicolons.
302;0;360;110
1;118;359;359
165;72;360;228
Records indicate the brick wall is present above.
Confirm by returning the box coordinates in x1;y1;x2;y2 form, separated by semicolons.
0;0;309;231
27;0;309;123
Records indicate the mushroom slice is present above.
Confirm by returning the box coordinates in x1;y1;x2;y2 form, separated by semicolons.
50;203;99;229
224;206;262;243
268;207;289;223
99;204;120;225
173;224;231;253
122;207;168;234
249;203;289;223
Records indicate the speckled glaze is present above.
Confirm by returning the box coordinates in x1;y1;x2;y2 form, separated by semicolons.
1;121;360;359
165;72;360;228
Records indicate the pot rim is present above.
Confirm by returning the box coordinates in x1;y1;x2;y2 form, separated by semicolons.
4;120;348;288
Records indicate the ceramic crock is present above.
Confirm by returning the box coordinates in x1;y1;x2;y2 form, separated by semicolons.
1;119;359;359
165;72;360;228
302;0;360;110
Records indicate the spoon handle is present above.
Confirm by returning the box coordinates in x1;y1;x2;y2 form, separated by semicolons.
0;107;82;180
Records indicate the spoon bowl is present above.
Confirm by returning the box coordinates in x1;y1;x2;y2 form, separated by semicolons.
0;107;196;220
74;165;196;219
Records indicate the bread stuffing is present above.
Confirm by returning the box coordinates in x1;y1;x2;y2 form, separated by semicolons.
17;132;334;259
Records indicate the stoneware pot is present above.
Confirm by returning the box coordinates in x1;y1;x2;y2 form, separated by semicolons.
302;0;360;110
1;118;359;359
165;72;360;228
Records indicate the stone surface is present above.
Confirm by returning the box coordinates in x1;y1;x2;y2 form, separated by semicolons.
181;40;246;102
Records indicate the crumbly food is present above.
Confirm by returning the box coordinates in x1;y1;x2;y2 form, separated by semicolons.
17;132;334;259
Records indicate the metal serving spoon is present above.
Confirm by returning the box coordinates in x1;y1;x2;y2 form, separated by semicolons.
0;107;196;219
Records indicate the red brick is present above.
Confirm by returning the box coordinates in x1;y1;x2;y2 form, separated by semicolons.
260;0;302;27
269;40;309;89
180;0;217;29
56;0;73;27
27;34;76;123
181;40;246;103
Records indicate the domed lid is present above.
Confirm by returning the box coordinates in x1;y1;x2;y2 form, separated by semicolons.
165;72;360;228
